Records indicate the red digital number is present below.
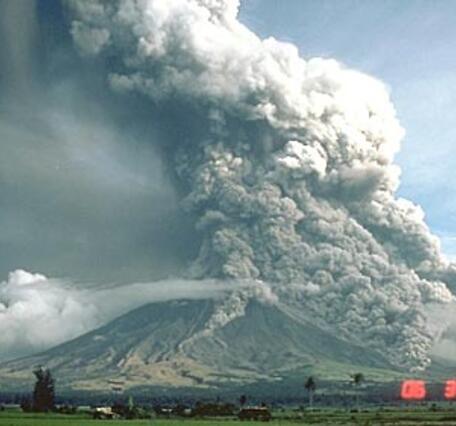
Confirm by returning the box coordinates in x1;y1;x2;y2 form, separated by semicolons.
445;380;456;399
401;380;426;400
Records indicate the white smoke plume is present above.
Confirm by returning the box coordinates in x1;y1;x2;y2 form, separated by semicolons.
64;0;456;370
0;269;252;360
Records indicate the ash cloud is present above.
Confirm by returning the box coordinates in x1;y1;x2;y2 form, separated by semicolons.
0;0;201;283
63;0;456;371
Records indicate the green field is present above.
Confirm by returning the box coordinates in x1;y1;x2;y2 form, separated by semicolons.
3;408;456;425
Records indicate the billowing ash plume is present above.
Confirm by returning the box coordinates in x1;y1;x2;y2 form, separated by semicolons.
66;0;456;370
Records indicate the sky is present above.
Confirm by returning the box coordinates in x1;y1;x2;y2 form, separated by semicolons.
0;0;455;283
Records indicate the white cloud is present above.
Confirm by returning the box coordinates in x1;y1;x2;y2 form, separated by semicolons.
0;270;98;360
0;269;255;360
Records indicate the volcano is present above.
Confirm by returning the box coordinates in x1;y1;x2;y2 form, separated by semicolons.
0;298;403;391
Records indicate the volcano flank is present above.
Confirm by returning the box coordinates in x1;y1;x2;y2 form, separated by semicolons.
0;297;399;391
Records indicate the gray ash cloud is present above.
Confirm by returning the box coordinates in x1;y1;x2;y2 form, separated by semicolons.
64;0;455;370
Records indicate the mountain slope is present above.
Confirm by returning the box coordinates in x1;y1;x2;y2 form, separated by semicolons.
0;298;400;391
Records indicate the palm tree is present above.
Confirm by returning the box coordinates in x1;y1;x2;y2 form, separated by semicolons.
304;376;316;409
239;395;247;407
351;373;364;411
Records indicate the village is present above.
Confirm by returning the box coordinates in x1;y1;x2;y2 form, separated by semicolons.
3;368;456;424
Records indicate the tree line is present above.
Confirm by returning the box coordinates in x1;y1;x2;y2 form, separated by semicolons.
18;368;366;413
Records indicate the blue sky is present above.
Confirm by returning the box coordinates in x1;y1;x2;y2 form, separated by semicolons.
239;0;456;258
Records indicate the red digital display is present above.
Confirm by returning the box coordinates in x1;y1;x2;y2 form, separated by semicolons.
444;380;456;399
401;380;426;400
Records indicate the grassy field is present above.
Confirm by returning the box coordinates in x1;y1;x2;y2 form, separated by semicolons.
3;408;456;425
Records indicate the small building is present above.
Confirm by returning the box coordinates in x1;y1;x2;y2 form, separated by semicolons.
238;406;272;422
92;406;120;419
